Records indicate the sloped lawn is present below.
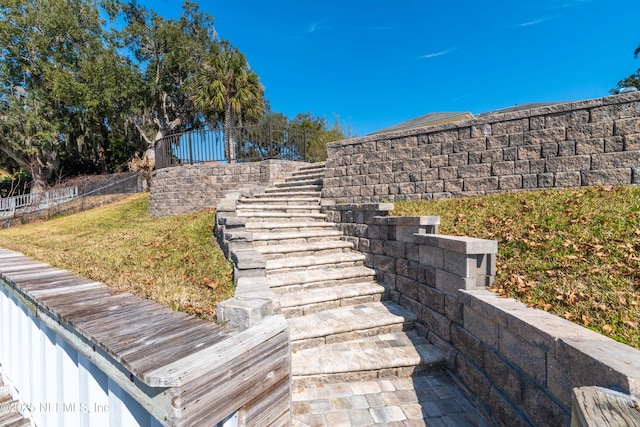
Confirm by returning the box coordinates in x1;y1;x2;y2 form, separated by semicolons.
393;186;640;349
0;193;233;322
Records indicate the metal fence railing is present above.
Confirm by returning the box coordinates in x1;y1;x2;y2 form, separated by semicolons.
155;124;307;169
0;187;78;218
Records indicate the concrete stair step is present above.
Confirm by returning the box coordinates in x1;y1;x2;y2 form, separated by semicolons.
298;161;325;170
238;197;320;205
0;386;10;403
266;252;365;273
267;265;376;291
279;281;387;317
0;400;28;426
237;204;322;214
246;221;337;233
251;229;344;246
284;172;324;182
291;330;446;387
239;212;327;222
256;240;353;259
288;301;417;350
267;183;322;192
258;190;321;198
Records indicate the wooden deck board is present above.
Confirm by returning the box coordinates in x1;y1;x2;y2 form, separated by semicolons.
0;248;232;381
122;326;230;375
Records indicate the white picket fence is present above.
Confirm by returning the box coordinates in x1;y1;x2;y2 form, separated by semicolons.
0;187;78;218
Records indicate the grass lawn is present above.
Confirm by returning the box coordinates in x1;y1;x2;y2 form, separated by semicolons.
0;193;233;322
393;185;640;349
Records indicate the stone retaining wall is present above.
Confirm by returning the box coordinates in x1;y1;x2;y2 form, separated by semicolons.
324;203;640;426
148;160;304;217
323;92;640;203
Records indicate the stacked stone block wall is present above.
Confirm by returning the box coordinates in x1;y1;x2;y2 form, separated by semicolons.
149;160;303;217
324;204;640;426
323;92;640;203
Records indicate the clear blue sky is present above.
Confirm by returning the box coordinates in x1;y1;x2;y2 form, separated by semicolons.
141;0;639;136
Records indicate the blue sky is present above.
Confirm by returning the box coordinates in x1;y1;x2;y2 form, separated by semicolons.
141;0;639;136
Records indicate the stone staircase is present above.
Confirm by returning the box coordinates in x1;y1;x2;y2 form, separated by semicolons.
0;375;30;427
235;162;447;389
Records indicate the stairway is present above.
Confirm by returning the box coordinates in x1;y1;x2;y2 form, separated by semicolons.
235;162;446;389
0;375;30;427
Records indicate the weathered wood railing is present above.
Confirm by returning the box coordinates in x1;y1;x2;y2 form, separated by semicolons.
0;186;79;218
0;248;291;426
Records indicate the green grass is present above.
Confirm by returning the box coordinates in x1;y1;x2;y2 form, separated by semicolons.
393;186;640;349
0;193;233;322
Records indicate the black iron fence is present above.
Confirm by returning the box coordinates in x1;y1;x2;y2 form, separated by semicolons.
155;124;307;169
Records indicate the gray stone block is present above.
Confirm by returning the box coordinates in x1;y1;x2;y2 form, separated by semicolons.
487;385;534;427
523;381;570;427
419;305;452;341
576;138;604;155
518;145;543;160
435;268;475;296
582;168;631;186
430;155;449;168
448;152;469;166
396;276;419;300
614;117;640;136
419;244;444;269
499;175;523;190
383;240;405;258
429;130;459;143
417;283;445;312
444;179;464;192
492;161;515;176
457;353;491;398
481;149;504;164
373;254;396;273
558;141;576;156
567;122;613;140
231;249;265;270
538;173;555;188
458;164;491;178
499;327;546;385
555;171;581;187
487;135;509;149
445;295;463;324
454;137;486;153
463;176;499;192
591;151;640;169
492;119;529;135
484;350;523;405
602;135;624;153
217;298;277;330
463;305;499;348
451;324;484;366
524;128;566;146
425;180;444;193
545;155;591;172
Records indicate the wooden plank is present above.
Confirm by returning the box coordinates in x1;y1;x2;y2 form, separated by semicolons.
10;274;95;292
122;325;231;375
572;386;640;427
173;328;290;427
0;261;50;273
29;281;104;298
144;315;288;387
3;267;69;281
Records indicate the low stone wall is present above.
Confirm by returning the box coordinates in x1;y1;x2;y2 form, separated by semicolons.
148;160;304;217
323;92;640;203
324;203;640;426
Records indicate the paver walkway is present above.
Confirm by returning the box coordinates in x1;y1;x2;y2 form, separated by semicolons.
292;372;483;426
234;162;492;426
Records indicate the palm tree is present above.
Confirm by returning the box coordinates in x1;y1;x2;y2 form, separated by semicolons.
191;42;265;162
